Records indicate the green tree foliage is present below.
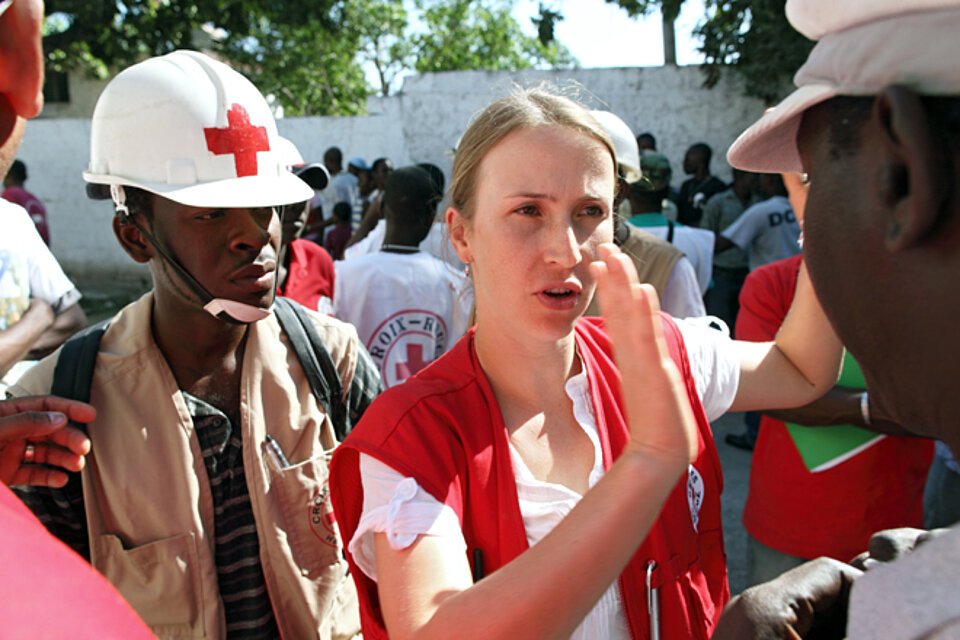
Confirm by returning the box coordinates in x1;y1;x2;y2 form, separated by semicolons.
43;1;333;76
217;4;371;115
608;0;681;21
352;0;413;98
413;0;574;74
604;0;814;103
695;0;813;104
43;0;574;116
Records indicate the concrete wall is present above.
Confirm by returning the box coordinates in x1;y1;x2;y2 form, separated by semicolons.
13;65;765;288
40;69;110;120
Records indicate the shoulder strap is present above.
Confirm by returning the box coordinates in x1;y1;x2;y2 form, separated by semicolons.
667;220;676;244
51;320;110;434
273;297;348;441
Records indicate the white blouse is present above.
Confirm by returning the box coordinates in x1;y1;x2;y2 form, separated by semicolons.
349;317;738;639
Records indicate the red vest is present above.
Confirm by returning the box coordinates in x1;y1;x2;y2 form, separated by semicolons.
331;316;729;639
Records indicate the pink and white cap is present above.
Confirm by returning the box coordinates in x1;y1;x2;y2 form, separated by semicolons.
727;0;960;173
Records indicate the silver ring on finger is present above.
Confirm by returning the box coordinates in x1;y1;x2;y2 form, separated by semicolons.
22;444;36;464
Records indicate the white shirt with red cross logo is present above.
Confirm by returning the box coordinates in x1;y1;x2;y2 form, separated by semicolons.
333;251;473;388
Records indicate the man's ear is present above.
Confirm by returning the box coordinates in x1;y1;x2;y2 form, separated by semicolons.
445;206;473;265
873;86;950;251
0;0;45;119
112;215;153;264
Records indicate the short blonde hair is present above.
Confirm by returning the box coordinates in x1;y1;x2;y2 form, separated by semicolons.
449;86;617;220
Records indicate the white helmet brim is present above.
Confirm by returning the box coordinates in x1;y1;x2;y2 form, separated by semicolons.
82;170;314;209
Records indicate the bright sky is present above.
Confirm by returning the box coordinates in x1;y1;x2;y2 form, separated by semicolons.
369;0;708;92
512;0;707;68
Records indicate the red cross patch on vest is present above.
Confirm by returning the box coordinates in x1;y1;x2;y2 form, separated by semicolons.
204;103;270;177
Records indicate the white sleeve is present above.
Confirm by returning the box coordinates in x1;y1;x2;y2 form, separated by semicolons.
660;257;706;319
350;453;466;581
674;317;740;422
12;204;78;311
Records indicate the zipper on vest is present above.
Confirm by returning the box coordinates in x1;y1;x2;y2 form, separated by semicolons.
647;560;660;640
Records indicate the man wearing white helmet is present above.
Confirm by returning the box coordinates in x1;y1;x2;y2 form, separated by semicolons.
586;110;707;318
11;50;380;639
713;0;960;637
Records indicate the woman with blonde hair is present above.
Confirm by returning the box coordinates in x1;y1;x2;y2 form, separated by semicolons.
330;87;840;640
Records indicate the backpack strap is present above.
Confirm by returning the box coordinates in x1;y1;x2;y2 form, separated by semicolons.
273;297;348;441
50;320;110;434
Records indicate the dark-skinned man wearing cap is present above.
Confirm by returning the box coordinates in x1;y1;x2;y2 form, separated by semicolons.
713;0;960;637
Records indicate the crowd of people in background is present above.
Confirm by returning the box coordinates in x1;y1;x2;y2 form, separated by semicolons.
2;0;960;638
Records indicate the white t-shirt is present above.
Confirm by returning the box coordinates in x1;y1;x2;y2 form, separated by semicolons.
333;250;473;388
350;317;739;637
722;195;801;271
0;200;79;331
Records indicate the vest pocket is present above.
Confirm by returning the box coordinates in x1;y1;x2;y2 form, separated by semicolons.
656;528;729;639
92;531;204;639
269;452;350;617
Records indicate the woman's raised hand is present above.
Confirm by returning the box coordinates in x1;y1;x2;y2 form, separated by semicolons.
590;243;698;468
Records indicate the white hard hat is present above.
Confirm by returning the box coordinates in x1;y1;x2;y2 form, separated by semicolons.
589;110;641;184
83;50;313;208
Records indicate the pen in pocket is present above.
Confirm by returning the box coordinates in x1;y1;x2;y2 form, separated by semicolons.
265;434;291;470
472;548;484;582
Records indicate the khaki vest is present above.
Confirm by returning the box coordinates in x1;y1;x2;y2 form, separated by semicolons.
13;293;361;640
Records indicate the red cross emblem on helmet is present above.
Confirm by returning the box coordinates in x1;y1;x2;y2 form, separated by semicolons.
204;103;271;177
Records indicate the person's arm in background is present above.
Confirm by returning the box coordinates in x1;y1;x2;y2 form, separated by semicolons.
0;299;53;376
714;234;737;254
762;386;915;436
26;302;86;360
704;196;741;253
3;204;87;366
714;201;758;255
